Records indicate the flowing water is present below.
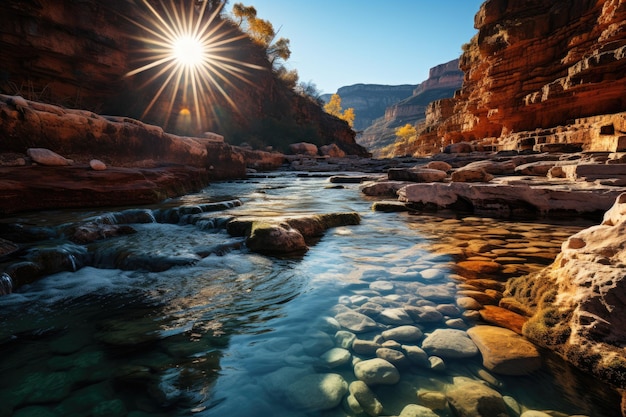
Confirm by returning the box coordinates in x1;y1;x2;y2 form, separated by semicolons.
0;173;621;417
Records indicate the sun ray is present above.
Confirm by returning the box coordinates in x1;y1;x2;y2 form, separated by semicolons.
122;0;262;133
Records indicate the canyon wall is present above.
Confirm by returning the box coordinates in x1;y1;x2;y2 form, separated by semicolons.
359;59;463;156
0;0;365;155
426;0;626;151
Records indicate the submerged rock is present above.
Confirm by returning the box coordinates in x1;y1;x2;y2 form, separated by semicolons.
353;358;400;386
283;373;348;411
228;212;360;256
467;325;541;375
421;329;479;359
446;377;509;417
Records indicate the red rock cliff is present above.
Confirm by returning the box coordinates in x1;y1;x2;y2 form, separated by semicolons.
435;0;626;149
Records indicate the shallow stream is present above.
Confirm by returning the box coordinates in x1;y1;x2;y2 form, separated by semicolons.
0;173;620;417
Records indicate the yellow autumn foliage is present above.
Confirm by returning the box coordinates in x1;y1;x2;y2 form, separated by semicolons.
324;94;355;128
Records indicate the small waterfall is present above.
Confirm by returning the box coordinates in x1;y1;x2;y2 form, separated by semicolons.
195;216;233;231
154;199;242;226
25;243;89;276
67;252;78;272
0;273;13;295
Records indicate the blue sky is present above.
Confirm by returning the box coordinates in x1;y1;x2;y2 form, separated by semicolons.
228;1;484;94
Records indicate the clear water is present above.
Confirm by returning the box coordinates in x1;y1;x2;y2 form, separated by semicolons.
0;173;620;417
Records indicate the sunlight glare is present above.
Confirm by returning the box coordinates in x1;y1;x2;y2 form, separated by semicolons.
172;35;205;68
123;0;264;133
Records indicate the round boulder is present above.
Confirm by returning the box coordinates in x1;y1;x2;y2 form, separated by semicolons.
353;358;400;386
283;373;348;411
421;329;478;359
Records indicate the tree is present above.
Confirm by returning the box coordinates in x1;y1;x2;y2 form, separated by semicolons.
393;123;418;156
275;66;298;89
395;123;417;142
231;3;291;66
324;94;355;128
296;81;323;105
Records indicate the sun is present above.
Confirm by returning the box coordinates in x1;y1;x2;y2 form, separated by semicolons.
171;34;205;68
123;0;263;133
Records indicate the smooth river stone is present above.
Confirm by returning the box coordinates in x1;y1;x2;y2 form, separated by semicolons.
479;305;527;335
320;348;351;368
283;373;349;411
406;305;444;323
398;404;439;417
416;285;455;302
378;308;413;325
467;326;542;375
376;347;410;368
381;325;423;343
335;330;357;349
357;302;384;317
420;268;442;280
436;304;462;317
369;281;394;292
353;358;400;386
335;311;379;333
349;380;384;416
446;377;508;417
352;339;381;356
421;329;478;359
402;345;430;367
456;296;483;310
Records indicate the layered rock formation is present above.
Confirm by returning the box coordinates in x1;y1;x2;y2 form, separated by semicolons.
0;0;364;154
0;94;285;214
359;60;463;156
424;0;626;152
506;193;626;388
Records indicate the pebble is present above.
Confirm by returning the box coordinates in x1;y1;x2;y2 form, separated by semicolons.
398;404;439;417
421;329;479;359
376;347;410;368
354;358;400;385
402;345;430;367
445;318;468;329
335;311;379;333
456;294;489;308
378;308;414;325
420;268;442;280
381;325;423;343
428;356;446;371
352;339;381;356
320;347;351;368
370;281;394;292
436;304;461;317
335;330;356;349
282;373;349;411
417;389;448;411
89;159;107;171
349;381;384;416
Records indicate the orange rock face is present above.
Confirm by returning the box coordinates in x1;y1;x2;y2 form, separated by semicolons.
429;0;626;150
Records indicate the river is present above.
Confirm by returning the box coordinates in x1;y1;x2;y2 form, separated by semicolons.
0;172;620;417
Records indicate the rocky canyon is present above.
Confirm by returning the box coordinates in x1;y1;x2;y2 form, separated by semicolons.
1;0;626;416
419;0;626;154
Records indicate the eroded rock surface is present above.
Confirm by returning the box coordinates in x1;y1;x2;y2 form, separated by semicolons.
506;192;626;387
